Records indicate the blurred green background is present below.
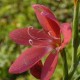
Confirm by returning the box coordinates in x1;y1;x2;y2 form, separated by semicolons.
0;0;80;80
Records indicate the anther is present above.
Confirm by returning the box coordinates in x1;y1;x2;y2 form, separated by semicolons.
29;39;33;46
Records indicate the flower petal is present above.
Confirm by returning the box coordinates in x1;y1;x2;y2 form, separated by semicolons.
32;4;60;37
30;60;43;79
41;53;59;80
60;23;72;49
41;12;60;38
9;46;52;74
10;27;50;46
32;5;48;31
32;4;56;19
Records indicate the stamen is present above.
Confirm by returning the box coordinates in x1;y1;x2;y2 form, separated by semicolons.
34;45;52;48
48;31;60;40
29;38;51;48
28;27;48;40
29;39;33;46
27;27;37;40
28;27;40;40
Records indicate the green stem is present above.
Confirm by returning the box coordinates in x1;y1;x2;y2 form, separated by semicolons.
69;56;80;80
72;0;79;67
61;49;68;80
69;0;80;79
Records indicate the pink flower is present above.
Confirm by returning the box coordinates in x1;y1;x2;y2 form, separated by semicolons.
9;4;72;80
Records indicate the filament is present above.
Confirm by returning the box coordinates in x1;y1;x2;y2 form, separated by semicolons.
27;27;48;40
48;31;60;40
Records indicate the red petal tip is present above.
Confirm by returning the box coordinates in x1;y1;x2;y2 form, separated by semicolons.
32;4;39;8
9;66;14;74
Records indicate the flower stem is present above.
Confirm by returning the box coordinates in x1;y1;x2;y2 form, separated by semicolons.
72;0;79;67
61;49;68;80
69;56;80;80
69;0;80;79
